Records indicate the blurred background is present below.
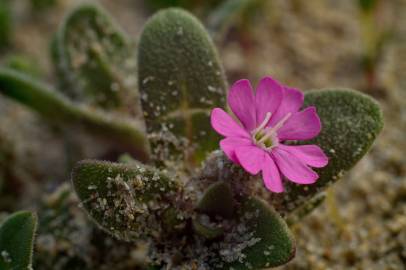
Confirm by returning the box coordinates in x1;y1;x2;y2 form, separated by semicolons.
0;0;405;269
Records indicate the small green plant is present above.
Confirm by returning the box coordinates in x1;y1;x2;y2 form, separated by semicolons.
0;4;383;269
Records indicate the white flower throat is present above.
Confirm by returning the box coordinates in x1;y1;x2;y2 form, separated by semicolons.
251;112;291;151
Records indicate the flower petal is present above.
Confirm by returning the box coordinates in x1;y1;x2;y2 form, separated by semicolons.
277;144;328;168
255;76;284;125
277;106;321;141
272;147;319;184
211;108;250;138
235;146;264;175
268;86;304;127
262;154;284;193
220;137;253;164
228;79;256;131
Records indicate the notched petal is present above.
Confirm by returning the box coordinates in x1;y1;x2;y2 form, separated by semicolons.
235;146;264;175
255;76;284;125
220;137;252;164
277;106;321;141
272;147;319;184
211;108;250;138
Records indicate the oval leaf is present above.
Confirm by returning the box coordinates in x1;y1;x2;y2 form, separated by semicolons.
273;89;383;214
211;197;295;269
0;211;37;270
53;4;141;115
196;181;234;218
71;160;185;242
138;8;227;166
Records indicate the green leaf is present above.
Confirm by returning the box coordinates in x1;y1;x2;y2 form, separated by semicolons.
274;89;383;214
138;8;227;166
197;181;234;218
0;68;150;161
53;4;141;115
211;197;295;269
34;184;93;269
0;211;37;270
71;160;185;242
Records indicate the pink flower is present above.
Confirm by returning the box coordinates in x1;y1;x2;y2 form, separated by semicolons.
210;76;328;193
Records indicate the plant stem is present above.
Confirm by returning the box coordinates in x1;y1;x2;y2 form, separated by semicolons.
0;68;150;162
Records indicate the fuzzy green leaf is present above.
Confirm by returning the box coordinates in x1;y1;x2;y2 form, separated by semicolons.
197;89;383;219
212;197;295;269
197;181;234;218
71;160;185;242
138;8;227;166
273;89;384;214
53;4;141;115
0;211;37;270
0;68;150;161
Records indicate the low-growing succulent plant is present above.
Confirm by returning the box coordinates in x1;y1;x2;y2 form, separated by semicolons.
0;4;383;269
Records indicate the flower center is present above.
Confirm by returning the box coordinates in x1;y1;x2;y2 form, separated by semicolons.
251;112;291;151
